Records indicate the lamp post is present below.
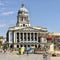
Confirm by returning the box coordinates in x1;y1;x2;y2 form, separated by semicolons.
43;37;51;60
52;36;56;56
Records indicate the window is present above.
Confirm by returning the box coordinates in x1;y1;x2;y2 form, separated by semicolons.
23;24;25;27
24;17;26;20
21;17;23;21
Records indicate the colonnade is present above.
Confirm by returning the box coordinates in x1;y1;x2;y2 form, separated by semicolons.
16;32;38;43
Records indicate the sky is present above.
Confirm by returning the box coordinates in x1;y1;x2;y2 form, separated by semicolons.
0;0;60;37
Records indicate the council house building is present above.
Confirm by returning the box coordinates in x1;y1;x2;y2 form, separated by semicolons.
6;3;48;49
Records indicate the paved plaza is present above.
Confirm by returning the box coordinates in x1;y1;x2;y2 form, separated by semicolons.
0;53;60;60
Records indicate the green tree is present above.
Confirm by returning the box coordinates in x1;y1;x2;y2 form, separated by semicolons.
3;44;8;50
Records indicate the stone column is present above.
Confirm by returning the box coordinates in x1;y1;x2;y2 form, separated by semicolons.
37;33;38;43
14;32;17;48
14;32;16;43
37;44;38;48
15;32;17;43
9;32;12;43
33;33;35;42
9;32;10;43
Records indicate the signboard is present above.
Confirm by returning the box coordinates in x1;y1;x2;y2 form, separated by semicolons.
41;37;47;43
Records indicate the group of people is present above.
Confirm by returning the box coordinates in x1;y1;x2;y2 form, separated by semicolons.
0;48;7;54
18;46;34;55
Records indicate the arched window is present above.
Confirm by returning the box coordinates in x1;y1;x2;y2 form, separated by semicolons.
23;24;25;27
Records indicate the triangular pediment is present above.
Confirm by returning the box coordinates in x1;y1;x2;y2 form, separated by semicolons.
21;27;39;31
9;26;47;33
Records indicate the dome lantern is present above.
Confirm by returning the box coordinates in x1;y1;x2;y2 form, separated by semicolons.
19;3;28;13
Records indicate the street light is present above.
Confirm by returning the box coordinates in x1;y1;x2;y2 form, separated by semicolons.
43;37;51;60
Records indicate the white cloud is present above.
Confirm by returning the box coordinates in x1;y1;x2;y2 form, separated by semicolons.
0;24;6;28
0;20;15;28
2;11;16;16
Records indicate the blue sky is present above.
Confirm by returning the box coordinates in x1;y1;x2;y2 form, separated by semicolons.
0;0;60;37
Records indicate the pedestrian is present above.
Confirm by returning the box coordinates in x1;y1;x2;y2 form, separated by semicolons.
26;47;30;55
19;48;21;55
34;49;35;54
27;50;28;55
43;52;51;60
43;53;47;60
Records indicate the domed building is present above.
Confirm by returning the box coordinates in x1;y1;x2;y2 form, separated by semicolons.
6;3;48;48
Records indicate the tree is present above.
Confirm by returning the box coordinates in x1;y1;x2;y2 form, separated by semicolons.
0;41;2;48
3;44;8;50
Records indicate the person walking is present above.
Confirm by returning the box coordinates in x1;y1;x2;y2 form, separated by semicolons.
26;47;30;55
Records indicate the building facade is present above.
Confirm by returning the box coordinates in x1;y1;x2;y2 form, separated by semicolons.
0;36;6;45
45;32;60;50
6;4;48;48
